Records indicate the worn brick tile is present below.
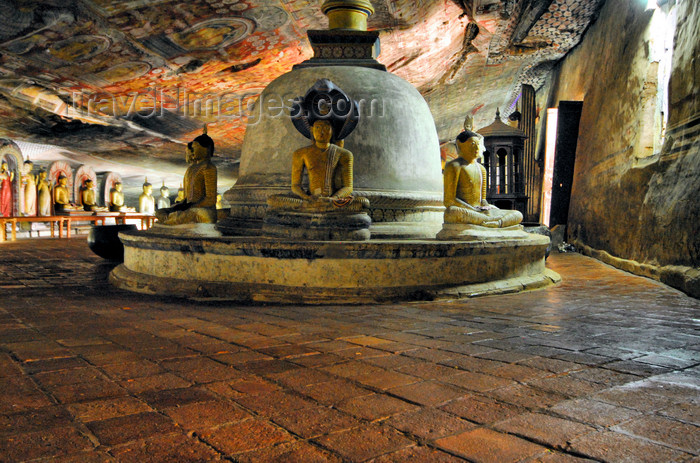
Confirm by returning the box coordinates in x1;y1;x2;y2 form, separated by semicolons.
99;360;165;380
236;359;304;377
526;375;605;397
658;401;700;426
258;344;318;358
0;390;52;413
235;439;342;463
200;418;292;455
335;346;391;360
299;378;373;405
86;411;178;446
521;449;597;462
164;400;250;431
119;372;192;393
568;367;641;387
67;396;152;422
603;360;673;377
396;362;459;379
487;363;549;381
549;398;642;427
494;412;596;449
0;405;73;436
314;424;414;462
35;450;116;462
486;384;568;409
593;387;679;412
362;354;427;371
389;380;466;406
271;404;362;438
235;390;316;417
289;352;347;367
5;340;72;361
439;371;514;392
477;349;538;363
22;357;90;374
211;350;274;365
402;348;459;363
33;367;106;387
160;357;245;383
517;357;583;374
356;369;422;390
569;430;691;462
206;376;280;397
139;387;217;410
368;445;465;462
82;350;143;366
51;379;127;404
385;407;476;440
267;367;335;388
614;414;700;454
435;427;546;463
109;432;221;462
440;395;525;425
337;393;418;421
0;426;93;461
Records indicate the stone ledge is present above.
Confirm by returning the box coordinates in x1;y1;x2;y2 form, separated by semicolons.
571;239;700;298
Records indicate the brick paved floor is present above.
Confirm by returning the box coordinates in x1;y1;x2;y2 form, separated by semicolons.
0;238;698;462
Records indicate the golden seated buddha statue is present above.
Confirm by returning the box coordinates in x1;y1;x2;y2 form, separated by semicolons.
437;130;524;240
53;174;81;213
81;179;108;212
267;119;369;213
155;128;217;225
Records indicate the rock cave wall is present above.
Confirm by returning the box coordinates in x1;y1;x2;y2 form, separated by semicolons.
543;0;699;295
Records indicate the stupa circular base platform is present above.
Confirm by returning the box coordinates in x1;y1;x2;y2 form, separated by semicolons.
110;229;558;304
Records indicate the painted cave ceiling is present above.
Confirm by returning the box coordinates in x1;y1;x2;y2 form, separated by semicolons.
0;0;604;185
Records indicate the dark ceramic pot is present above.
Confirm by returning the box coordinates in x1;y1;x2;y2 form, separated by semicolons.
87;224;137;261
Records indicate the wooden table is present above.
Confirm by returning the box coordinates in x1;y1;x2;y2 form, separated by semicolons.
0;216;67;242
62;213;157;238
0;214;157;241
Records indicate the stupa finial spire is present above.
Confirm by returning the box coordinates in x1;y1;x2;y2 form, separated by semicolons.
321;0;375;31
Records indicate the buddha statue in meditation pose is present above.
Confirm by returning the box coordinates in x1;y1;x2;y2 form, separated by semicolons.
80;179;107;212
138;178;155;215
53;174;80;213
157;183;171;210
36;170;51;216
109;182;135;212
155;129;217;225
442;130;522;228
267;119;368;213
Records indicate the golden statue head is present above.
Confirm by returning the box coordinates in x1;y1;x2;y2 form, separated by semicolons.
456;130;480;163
114;181;122;192
84;178;94;189
311;119;333;145
143;178;152;194
188;125;215;162
57;173;67;186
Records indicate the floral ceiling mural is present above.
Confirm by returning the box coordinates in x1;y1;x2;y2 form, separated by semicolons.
0;0;604;182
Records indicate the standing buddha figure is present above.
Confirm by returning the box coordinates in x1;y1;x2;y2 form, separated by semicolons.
21;161;36;216
0;160;13;217
36;169;51;216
